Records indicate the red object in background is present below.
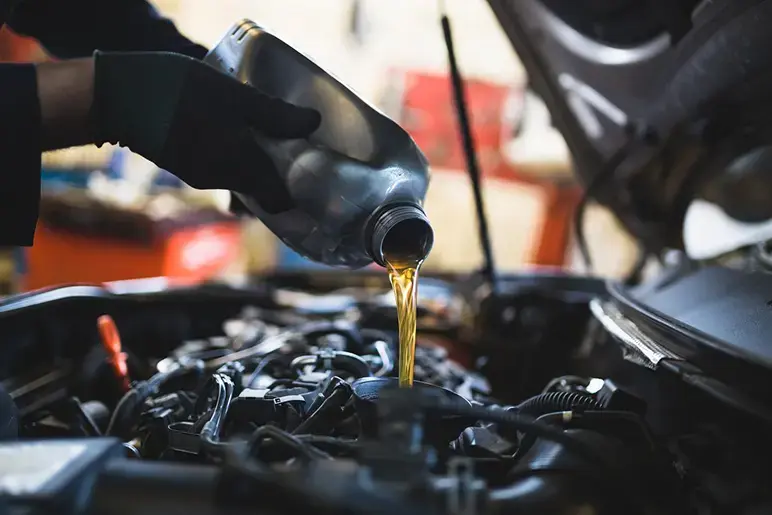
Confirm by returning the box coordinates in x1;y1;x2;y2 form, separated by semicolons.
532;184;582;267
389;70;579;267
26;221;242;291
164;224;242;279
393;71;520;177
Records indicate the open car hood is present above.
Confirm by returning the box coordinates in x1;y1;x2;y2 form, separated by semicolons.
486;0;772;256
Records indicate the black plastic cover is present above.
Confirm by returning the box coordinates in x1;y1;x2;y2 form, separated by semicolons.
613;266;772;403
0;438;123;513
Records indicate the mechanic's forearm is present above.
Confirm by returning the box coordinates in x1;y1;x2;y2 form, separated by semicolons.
9;0;207;60
36;58;95;150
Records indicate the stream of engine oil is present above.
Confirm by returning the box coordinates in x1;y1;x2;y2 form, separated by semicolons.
386;259;423;387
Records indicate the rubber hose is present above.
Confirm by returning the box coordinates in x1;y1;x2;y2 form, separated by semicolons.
106;364;193;437
200;374;234;456
514;391;602;417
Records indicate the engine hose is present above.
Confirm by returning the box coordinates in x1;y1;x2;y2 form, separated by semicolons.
105;363;193;438
514;391;603;417
200;374;235;457
509;392;603;457
247;425;330;462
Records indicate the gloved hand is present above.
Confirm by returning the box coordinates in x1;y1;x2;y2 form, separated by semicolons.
90;51;321;213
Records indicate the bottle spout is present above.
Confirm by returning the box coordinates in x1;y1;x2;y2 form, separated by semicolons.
370;205;434;268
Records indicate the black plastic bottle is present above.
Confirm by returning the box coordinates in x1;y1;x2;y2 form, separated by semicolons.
204;20;433;268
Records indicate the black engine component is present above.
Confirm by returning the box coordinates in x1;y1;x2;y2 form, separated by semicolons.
490;428;684;515
1;269;768;514
352;377;473;445
7;0;772;508
609;266;772;415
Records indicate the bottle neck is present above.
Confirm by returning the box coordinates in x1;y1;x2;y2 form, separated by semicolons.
369;204;434;268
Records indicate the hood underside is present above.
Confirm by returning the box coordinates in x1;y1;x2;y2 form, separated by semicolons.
485;0;772;256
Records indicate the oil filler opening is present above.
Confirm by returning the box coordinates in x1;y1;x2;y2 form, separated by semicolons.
370;204;434;268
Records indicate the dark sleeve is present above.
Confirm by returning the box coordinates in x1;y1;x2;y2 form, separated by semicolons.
7;0;207;59
0;0;20;25
0;64;41;246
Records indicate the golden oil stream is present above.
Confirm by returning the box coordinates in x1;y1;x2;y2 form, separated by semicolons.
386;259;423;387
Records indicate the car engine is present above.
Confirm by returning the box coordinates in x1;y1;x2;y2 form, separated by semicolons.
1;268;771;515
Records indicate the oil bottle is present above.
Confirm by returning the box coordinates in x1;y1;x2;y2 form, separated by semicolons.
204;20;433;269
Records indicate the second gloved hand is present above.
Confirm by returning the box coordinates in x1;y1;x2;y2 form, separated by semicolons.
90;51;321;213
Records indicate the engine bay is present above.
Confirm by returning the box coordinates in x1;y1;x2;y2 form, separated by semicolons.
5;0;772;513
1;269;771;515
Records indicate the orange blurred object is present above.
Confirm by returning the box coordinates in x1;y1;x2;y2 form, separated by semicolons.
26;221;241;290
532;183;582;267
0;27;46;62
25;196;242;290
97;314;130;392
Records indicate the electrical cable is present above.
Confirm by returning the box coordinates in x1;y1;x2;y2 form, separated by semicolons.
246;352;284;388
574;136;641;272
104;390;138;437
295;435;360;454
247;425;331;462
440;8;497;293
370;340;393;377
623;242;650;285
205;330;296;369
268;379;319;390
572;410;657;450
425;400;610;468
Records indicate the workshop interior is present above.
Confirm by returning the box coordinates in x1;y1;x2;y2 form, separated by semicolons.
3;0;772;513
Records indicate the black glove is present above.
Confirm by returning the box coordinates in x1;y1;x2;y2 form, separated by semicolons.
90;51;321;213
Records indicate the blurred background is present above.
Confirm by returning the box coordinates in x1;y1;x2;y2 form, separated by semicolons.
0;0;638;294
